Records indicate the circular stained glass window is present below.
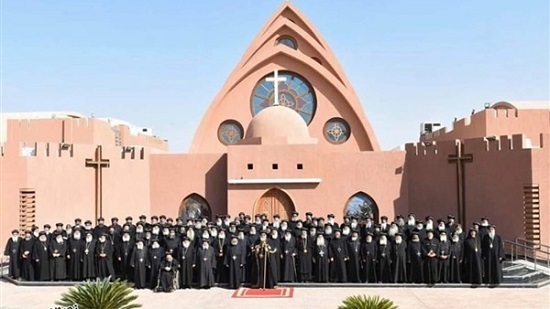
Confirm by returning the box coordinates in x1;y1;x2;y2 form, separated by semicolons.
218;120;244;145
324;118;351;144
250;71;316;124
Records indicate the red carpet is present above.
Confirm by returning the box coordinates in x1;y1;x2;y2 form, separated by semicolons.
231;287;294;298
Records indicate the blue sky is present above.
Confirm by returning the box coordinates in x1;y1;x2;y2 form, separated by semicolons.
3;0;549;152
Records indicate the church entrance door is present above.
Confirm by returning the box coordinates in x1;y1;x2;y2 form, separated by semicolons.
254;188;295;221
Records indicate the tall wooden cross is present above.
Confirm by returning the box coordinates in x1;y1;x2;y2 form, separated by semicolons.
448;141;473;227
265;70;287;106
86;145;110;222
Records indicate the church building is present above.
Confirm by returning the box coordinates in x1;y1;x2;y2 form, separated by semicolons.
1;3;548;249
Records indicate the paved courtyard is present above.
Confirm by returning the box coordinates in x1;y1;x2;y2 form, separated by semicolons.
0;281;549;309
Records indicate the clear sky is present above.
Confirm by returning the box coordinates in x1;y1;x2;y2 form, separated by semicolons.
3;0;549;152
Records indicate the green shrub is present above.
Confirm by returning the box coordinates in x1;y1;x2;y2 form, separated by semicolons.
338;295;398;309
55;277;141;309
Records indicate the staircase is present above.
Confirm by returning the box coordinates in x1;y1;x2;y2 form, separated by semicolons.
502;238;550;287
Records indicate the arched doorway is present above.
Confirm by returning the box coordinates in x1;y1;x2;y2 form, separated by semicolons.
179;193;211;222
254;188;295;220
344;192;379;223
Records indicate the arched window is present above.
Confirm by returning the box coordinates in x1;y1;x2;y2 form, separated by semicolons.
179;194;211;222
277;36;297;50
344;192;378;222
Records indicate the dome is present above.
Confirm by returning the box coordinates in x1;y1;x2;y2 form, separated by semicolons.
245;105;310;140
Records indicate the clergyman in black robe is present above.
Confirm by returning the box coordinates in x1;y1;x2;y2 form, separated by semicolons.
377;234;392;283
67;230;83;281
280;231;297;282
361;234;377;283
296;229;313;282
177;237;195;289
81;233;97;280
158;254;179;292
130;240;149;289
148;239;164;288
422;230;439;284
95;234;115;279
20;231;35;281
346;231;362;283
391;233;407;283
213;231;228;284
407;233;424;283
314;234;330;283
481;225;506;285
224;235;245;289
33;232;50;281
437;231;451;283
329;231;348;283
49;233;67;280
449;234;463;283
252;231;277;289
463;229;483;285
196;239;216;289
116;232;134;281
4;230;22;279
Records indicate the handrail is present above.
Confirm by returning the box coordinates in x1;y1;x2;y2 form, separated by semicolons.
516;238;550;252
504;239;550;272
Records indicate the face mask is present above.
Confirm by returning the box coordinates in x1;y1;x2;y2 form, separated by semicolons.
73;233;81;240
152;243;160;249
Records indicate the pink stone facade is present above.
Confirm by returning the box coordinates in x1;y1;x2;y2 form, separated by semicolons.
1;3;548;251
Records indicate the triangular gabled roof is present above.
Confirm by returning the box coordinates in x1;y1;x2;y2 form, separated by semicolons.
190;2;380;153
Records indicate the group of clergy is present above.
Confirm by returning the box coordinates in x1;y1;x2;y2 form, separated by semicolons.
2;212;506;290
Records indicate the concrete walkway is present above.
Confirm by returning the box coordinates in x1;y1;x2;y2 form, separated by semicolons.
1;281;549;309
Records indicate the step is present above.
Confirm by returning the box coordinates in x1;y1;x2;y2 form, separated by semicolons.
504;270;549;283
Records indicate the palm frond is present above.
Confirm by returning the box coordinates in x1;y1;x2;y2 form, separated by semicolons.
55;277;141;309
338;295;398;309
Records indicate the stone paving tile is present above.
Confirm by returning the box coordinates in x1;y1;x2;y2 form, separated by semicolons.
0;281;549;309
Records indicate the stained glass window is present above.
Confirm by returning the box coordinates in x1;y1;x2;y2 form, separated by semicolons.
277;36;297;49
218;120;244;145
345;193;378;221
324;118;351;144
251;71;316;124
180;194;211;222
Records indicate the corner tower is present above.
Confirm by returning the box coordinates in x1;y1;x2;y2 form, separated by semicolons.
189;2;380;153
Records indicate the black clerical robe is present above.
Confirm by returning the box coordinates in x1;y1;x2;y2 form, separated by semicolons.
422;238;439;284
81;240;97;279
67;238;83;281
177;245;195;288
95;241;115;279
225;244;246;289
463;236;483;284
49;240;67;280
314;244;330;283
33;240;50;281
268;237;281;282
4;237;21;279
329;237;348;283
245;234;258;283
361;241;377;283
449;241;463;283
20;238;35;281
158;259;179;292
196;246;216;288
130;247;149;289
391;241;407;283
377;243;392;283
252;240;277;288
280;237;297;282
148;247;164;288
437;240;451;283
346;239;362;283
296;236;313;282
407;241;424;283
482;234;505;285
213;237;228;283
116;241;134;281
